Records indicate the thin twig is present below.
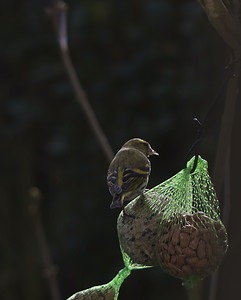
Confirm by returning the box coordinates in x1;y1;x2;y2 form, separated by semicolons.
208;145;231;300
50;1;114;163
212;61;240;198
29;187;62;300
209;58;240;300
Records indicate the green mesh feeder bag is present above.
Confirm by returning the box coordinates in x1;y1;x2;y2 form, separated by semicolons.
117;156;228;284
68;156;228;300
67;284;116;300
117;191;170;268
67;267;131;300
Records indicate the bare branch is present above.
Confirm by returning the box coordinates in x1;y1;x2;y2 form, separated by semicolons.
209;57;240;300
29;187;62;300
50;1;114;163
57;1;68;52
196;0;241;52
212;62;240;198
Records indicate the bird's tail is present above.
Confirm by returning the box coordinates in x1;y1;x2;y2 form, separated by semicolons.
110;194;124;209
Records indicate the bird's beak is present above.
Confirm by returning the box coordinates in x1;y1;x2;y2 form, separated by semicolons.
148;147;159;156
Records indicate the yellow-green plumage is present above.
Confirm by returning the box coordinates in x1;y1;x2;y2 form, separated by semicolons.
107;138;158;209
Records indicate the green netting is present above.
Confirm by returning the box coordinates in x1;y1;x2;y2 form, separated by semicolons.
67;267;131;300
67;156;228;299
118;156;228;285
151;155;221;221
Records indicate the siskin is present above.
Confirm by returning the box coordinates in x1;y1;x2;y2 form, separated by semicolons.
107;138;159;209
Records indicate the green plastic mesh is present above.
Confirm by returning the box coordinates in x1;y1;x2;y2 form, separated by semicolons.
67;267;131;300
152;156;221;221
118;156;228;285
67;156;228;299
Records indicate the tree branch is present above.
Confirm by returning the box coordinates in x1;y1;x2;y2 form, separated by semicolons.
49;1;114;163
29;187;62;300
195;1;241;299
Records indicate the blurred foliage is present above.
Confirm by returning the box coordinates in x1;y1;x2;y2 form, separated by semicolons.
0;0;227;299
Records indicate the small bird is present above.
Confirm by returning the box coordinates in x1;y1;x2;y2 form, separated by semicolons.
107;138;159;210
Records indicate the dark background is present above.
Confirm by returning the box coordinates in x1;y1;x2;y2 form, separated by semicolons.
0;0;230;299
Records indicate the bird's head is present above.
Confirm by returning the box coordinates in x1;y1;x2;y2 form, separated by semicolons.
122;138;159;157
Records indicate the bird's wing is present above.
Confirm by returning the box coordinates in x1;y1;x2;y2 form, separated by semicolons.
107;165;150;195
107;148;151;195
122;166;150;189
107;170;123;195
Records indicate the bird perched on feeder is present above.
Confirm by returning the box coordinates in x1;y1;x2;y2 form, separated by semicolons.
107;138;159;210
